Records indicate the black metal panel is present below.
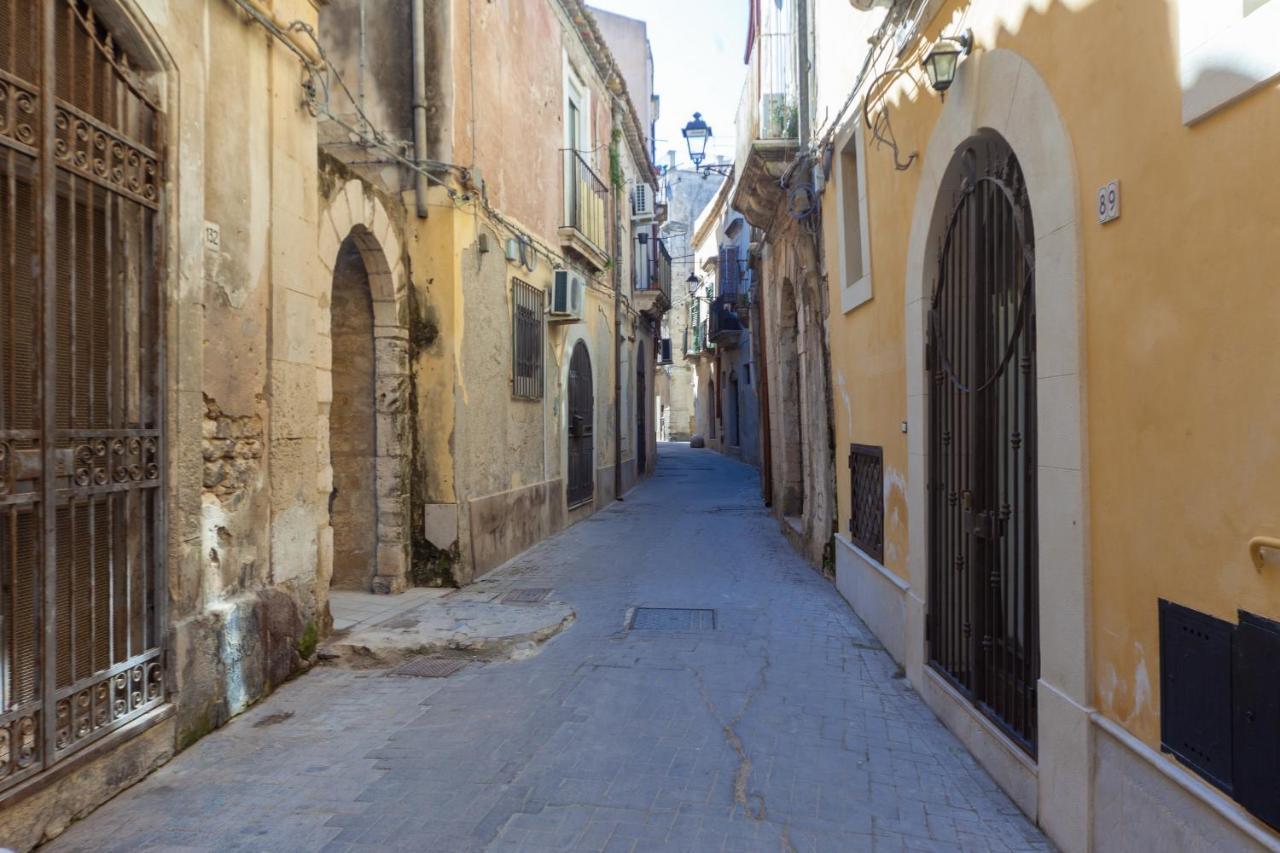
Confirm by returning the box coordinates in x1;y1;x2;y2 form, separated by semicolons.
926;144;1038;753
1159;599;1235;793
1233;610;1280;830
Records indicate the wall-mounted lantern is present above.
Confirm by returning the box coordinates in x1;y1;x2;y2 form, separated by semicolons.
921;31;973;95
681;113;734;177
686;272;700;295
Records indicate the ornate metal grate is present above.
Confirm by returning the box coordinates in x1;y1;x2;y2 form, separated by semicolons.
926;143;1038;754
848;444;884;562
0;1;166;794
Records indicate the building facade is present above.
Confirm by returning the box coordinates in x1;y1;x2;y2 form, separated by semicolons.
689;178;760;467
0;1;663;847
734;0;1280;850
654;164;724;442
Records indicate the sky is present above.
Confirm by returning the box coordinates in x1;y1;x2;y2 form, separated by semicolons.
587;0;748;170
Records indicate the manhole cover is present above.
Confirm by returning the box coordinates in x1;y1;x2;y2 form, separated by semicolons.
629;608;716;631
501;588;552;604
387;658;469;678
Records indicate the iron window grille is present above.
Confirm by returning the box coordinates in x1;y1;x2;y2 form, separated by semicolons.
512;278;544;399
848;444;884;562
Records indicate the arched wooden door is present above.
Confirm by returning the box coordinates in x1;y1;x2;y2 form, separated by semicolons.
926;144;1038;753
0;2;166;790
566;342;593;507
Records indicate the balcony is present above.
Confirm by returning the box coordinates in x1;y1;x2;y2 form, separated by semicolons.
708;294;744;348
559;150;610;272
731;0;801;229
634;234;672;319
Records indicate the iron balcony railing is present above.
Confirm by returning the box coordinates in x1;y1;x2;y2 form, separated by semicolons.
635;235;672;304
563;149;609;254
735;0;800;167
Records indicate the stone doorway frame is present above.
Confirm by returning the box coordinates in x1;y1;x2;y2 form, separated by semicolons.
902;48;1089;851
319;182;412;594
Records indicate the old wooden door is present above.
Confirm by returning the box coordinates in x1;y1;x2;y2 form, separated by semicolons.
0;1;165;791
926;144;1038;753
566;341;593;507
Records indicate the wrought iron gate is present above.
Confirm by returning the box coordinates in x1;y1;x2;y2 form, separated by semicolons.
567;341;593;506
0;1;165;792
926;145;1038;753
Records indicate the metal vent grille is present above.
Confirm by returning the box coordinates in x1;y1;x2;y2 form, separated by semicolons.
629;608;716;631
387;658;469;679
501;588;551;605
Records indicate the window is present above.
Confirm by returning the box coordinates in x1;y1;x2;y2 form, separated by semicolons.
1178;0;1280;123
835;120;872;313
848;444;884;562
719;246;741;296
512;278;544;399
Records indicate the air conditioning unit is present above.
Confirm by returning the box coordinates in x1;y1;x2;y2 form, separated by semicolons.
631;184;655;220
550;269;586;322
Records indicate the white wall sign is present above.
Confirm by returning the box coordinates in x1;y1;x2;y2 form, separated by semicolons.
1097;181;1120;225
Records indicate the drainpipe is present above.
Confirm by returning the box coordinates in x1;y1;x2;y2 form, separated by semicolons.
411;0;430;218
612;101;624;501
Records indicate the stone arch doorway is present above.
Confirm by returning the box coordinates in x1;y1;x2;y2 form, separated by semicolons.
636;341;647;474
778;278;804;516
567;341;594;508
321;221;411;594
329;237;377;590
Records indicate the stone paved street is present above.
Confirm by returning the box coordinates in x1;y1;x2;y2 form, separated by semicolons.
47;445;1050;853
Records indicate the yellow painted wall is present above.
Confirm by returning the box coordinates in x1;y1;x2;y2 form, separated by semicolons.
826;0;1280;748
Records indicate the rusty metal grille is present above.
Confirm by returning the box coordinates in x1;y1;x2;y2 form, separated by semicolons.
629;608;716;631
848;444;883;563
387;657;469;679
926;145;1037;754
500;588;551;605
566;341;593;508
511;278;544;400
0;1;165;794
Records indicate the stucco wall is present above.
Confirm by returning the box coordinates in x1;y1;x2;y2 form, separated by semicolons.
821;0;1280;848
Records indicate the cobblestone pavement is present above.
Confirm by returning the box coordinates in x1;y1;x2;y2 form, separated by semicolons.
48;444;1051;853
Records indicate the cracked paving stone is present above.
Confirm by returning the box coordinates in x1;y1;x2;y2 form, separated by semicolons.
46;444;1051;853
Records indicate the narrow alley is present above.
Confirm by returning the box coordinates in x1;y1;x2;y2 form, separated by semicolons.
46;446;1048;853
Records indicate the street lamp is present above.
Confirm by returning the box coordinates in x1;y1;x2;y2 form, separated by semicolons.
681;113;733;177
686;272;700;295
921;31;972;95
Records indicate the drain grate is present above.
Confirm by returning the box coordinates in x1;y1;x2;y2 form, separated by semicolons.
501;587;552;604
629;607;716;631
387;657;469;678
